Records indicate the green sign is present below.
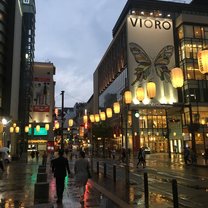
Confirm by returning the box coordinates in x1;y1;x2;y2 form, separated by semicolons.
28;127;48;136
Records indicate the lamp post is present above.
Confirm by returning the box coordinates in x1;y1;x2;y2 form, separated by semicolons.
123;90;132;186
61;90;65;149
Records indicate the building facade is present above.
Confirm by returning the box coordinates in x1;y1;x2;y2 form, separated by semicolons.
28;62;55;153
93;0;208;155
0;1;23;154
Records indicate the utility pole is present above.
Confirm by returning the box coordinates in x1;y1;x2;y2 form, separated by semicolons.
61;91;65;149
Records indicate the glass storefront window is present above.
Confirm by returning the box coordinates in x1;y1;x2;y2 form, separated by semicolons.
178;26;184;40
194;26;202;38
184;25;194;38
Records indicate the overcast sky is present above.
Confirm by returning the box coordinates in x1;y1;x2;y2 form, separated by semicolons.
35;0;191;107
35;0;127;107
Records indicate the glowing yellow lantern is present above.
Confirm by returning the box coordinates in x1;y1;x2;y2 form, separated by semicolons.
147;81;156;99
89;115;95;123
15;126;20;133
124;90;132;104
10;127;14;133
25;126;29;133
198;49;208;74
36;125;40;132
113;102;120;114
100;112;106;121
83;115;88;124
106;108;112;118
95;114;100;122
171;67;184;88
68;119;73;127
136;87;144;102
45;123;49;131
55;122;59;129
13;123;17;128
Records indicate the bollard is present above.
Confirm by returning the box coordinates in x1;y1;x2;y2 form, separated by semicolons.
144;172;149;208
97;161;99;175
172;179;179;208
38;165;46;173
113;165;116;183
34;182;49;204
37;173;47;183
104;162;107;177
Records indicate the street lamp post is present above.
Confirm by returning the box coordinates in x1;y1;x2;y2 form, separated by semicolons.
61;91;65;149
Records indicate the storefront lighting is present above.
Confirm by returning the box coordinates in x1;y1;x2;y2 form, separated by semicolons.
136;87;144;102
106;108;113;118
113;102;120;114
124;90;132;104
198;49;208;74
171;67;184;88
147;81;156;99
68;119;73;127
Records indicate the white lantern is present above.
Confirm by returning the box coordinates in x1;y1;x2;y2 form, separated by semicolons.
68;119;73;127
10;127;14;133
89;115;95;123
100;112;106;121
136;87;144;102
106;108;112;118
55;122;59;129
113;102;120;114
124;91;132;104
198;49;208;74
171;67;184;88
45;123;49;131
15;126;20;133
36;125;40;132
95;114;100;122
83;115;88;124
147;81;156;99
25;126;29;133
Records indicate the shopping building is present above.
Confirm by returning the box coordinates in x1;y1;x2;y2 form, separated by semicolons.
93;0;208;155
28;62;55;153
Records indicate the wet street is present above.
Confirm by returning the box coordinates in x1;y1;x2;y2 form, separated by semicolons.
0;154;208;208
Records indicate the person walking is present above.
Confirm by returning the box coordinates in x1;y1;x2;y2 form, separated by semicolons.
184;147;191;165
74;150;91;204
136;148;143;168
42;151;47;166
51;149;70;204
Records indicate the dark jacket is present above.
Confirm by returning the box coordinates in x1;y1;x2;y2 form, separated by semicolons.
52;156;70;178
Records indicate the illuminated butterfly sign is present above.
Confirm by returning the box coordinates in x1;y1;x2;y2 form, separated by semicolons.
129;42;174;86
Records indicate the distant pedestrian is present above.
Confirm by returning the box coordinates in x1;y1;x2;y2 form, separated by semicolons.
136;148;143;168
0;152;4;171
141;147;146;168
30;151;35;159
42;151;47;166
121;148;126;163
74;150;91;204
190;148;197;165
35;150;39;161
204;148;208;164
112;149;116;160
51;149;70;204
184;147;191;165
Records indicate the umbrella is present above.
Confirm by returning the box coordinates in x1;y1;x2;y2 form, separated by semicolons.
0;147;10;152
